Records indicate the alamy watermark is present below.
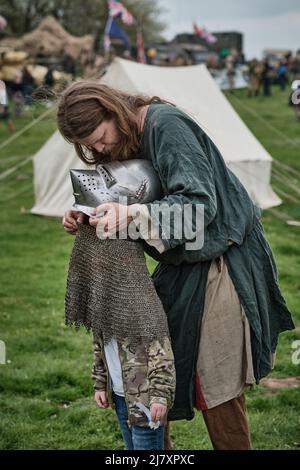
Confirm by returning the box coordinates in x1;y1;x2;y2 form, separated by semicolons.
94;197;205;251
0;80;7;106
0;340;6;364
291;340;300;365
291;89;300;105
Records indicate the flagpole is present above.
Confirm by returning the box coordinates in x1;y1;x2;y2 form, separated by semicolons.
103;14;113;59
104;14;113;36
136;15;146;64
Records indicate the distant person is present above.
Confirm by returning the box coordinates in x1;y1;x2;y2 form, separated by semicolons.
248;59;262;97
11;70;25;117
225;55;236;93
21;66;35;106
62;53;76;79
285;51;293;72
262;59;273;97
291;50;300;80
12;90;25;117
277;61;288;91
0;80;15;132
146;47;157;65
44;67;55;89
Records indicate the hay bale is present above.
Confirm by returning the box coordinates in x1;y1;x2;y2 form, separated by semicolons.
0;16;94;64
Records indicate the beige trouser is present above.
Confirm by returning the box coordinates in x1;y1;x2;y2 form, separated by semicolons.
196;256;255;410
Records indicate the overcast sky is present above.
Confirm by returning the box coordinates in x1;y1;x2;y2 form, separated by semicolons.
158;0;300;58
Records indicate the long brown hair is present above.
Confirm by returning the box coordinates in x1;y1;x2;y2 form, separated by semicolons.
57;80;165;165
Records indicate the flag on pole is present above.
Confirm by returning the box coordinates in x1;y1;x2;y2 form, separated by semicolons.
193;23;204;38
0;15;7;31
136;27;146;63
104;15;131;50
203;30;218;44
103;34;111;52
108;1;135;25
193;22;217;44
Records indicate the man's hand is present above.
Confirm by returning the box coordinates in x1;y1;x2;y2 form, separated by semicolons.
62;210;84;235
94;390;109;408
150;403;167;423
89;202;133;238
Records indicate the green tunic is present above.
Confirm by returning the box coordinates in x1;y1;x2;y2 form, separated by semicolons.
139;103;294;421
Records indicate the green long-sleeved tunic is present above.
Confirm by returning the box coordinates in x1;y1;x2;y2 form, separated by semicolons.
139;102;294;421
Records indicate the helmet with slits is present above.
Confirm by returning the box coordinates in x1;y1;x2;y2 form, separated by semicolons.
70;159;163;216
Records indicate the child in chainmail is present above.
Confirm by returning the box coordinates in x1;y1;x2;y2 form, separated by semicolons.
65;219;175;450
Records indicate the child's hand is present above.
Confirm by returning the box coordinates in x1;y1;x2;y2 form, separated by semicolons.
150;403;167;422
94;390;109;408
62;210;84;234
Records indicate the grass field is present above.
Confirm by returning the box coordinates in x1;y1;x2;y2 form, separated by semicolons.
0;86;299;450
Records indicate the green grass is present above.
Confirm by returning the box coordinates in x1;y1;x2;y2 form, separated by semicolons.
0;88;299;450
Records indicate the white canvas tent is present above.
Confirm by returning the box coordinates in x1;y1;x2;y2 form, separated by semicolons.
31;58;281;217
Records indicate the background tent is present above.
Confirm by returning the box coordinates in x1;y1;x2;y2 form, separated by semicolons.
31;58;281;217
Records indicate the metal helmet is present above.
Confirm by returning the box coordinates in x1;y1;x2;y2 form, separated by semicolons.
70;159;163;216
